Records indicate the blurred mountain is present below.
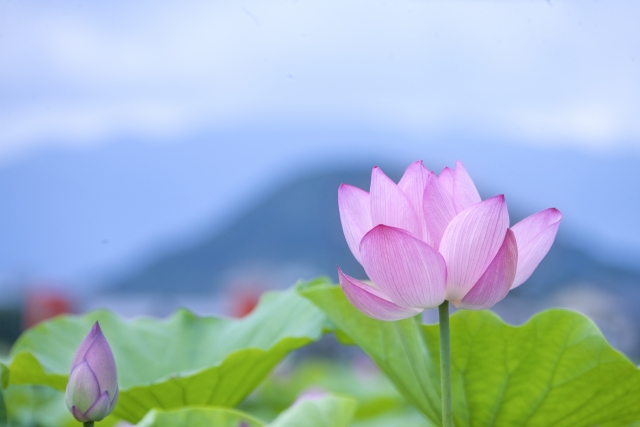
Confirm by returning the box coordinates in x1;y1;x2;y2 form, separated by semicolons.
107;168;373;296
108;167;640;300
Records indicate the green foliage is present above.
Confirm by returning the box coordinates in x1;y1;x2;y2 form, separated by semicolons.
351;409;435;427
0;388;6;427
269;394;356;427
241;359;406;421
302;283;640;427
0;361;8;389
136;394;356;427
136;406;264;427
7;288;328;423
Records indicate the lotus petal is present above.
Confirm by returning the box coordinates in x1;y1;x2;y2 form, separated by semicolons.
84;331;118;398
439;195;509;301
110;385;119;409
84;391;112;421
457;229;518;309
438;166;454;196
71;406;91;423
360;225;447;309
66;360;101;413
338;268;421;321
338;184;372;263
423;172;456;249
398;160;430;240
71;322;100;368
511;208;562;288
370;167;421;238
452;160;481;213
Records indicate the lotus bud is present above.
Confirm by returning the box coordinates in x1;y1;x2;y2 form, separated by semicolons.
65;322;118;424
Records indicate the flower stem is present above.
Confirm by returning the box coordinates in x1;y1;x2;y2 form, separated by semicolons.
83;423;94;427
439;301;453;427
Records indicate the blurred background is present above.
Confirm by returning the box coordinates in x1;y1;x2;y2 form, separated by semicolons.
1;0;640;363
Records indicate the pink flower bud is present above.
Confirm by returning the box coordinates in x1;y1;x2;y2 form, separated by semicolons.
65;322;118;422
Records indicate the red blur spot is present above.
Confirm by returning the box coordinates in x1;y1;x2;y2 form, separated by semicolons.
24;290;73;329
229;290;261;318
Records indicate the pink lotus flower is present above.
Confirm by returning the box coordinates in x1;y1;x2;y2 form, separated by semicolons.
66;322;119;422
338;160;561;320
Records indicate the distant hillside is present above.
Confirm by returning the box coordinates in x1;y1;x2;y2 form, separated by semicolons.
109;167;640;297
108;168;375;295
4;128;640;291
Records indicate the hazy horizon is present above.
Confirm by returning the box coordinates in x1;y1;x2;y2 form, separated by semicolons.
1;127;638;295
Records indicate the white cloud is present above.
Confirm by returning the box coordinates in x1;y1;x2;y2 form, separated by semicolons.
0;102;192;162
1;0;639;162
507;105;622;147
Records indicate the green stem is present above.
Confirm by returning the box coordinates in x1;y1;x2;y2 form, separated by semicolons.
83;422;94;427
439;301;453;427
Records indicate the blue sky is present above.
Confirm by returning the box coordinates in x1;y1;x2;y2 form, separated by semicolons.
0;0;639;291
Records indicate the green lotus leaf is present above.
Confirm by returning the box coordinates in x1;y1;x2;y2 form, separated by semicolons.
270;394;356;427
8;287;328;423
136;406;264;427
0;361;8;390
241;359;409;422
351;408;435;427
302;283;640;427
136;394;356;427
0;388;6;427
